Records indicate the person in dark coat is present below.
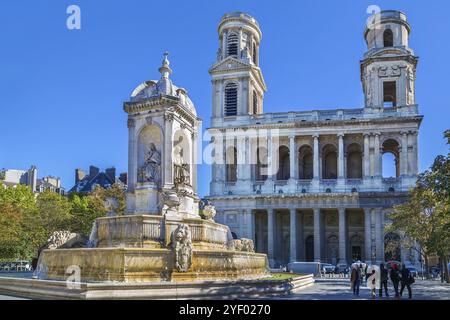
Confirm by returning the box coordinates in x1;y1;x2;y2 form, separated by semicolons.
350;266;361;296
379;263;389;297
400;263;413;299
390;264;401;298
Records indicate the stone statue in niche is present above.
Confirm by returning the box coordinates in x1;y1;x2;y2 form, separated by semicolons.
173;137;191;186
138;143;161;184
171;224;193;272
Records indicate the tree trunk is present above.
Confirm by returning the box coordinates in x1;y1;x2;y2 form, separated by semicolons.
444;256;450;284
424;255;430;280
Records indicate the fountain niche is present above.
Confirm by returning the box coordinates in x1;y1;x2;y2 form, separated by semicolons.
36;54;269;283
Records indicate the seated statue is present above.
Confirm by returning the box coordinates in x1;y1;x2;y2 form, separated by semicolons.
138;143;161;184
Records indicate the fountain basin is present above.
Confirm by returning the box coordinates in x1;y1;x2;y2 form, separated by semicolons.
37;248;268;282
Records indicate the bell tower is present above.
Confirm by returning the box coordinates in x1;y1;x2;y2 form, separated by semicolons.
361;10;418;109
210;12;267;124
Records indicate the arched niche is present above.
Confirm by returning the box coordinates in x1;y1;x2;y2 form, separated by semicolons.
173;129;192;185
137;125;163;183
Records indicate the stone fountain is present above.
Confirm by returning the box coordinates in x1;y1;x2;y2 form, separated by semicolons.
35;53;269;283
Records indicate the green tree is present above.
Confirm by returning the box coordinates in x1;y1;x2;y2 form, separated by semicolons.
0;185;36;260
23;190;72;257
390;130;450;282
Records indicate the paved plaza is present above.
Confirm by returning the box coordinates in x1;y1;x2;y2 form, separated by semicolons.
275;277;450;300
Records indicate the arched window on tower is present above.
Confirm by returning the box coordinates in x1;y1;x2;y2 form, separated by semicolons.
252;90;258;114
383;29;394;47
224;83;238;116
227;33;238;57
252;42;257;65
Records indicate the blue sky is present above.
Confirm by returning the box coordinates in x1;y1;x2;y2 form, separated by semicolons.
1;0;449;196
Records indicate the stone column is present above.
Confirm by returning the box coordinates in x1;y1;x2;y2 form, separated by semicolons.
289;135;296;181
267;208;275;267
364;209;372;262
374;133;381;178
290;208;297;262
127;119;136;192
192;132;198;192
267;133;273;180
313;135;320;180
401;131;408;176
237;135;246;181
314;208;321;262
338;208;347;265
246;209;255;242
338;133;345;179
363;133;370;178
375;208;383;262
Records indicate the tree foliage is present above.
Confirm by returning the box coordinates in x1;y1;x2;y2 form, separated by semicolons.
389;130;450;281
0;183;126;261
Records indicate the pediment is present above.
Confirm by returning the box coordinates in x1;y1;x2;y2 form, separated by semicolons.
209;57;251;73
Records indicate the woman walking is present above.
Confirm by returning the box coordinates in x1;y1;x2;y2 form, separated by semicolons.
400;263;413;299
379;263;389;298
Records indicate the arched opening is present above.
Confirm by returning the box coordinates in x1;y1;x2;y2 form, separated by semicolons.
346;143;363;179
385;233;401;261
252;42;257;64
231;232;238;240
305;235;314;262
224;82;238;116
255;147;268;182
173;130;192;186
277;146;290;181
227;33;238;57
326;235;339;265
383;28;394;47
298;145;313;180
137;125;162;184
252;90;258;115
322;144;337;179
382;139;400;178
226;146;237;183
350;234;363;262
383;81;397;107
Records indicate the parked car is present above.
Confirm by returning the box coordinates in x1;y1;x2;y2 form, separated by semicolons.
430;266;440;278
336;263;350;275
321;263;336;275
406;266;418;278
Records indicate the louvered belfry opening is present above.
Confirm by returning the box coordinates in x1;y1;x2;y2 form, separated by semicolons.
227;33;238;57
225;83;238;116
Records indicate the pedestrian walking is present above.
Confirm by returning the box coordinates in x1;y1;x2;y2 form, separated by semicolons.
390;264;401;298
369;269;377;299
350;266;361;296
379;263;389;298
400;263;413;299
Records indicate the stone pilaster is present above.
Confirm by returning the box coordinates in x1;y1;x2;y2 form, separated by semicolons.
364;209;372;262
314;208;321;262
290;208;297;262
338;208;347;265
363;133;370;178
267;208;275;267
375;208;384;263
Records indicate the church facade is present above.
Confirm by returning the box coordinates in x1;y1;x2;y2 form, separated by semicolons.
207;11;423;268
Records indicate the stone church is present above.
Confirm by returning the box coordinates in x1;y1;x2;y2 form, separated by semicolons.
206;11;423;268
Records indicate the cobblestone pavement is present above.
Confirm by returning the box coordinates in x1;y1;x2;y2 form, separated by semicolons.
278;276;450;300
